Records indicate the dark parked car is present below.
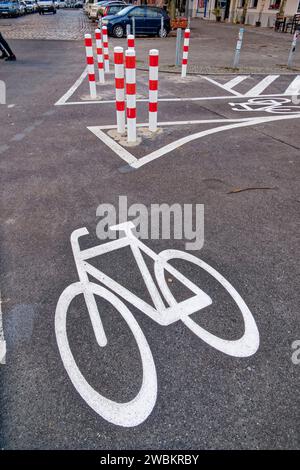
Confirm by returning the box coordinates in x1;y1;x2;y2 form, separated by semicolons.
98;2;126;18
102;5;170;38
37;0;56;14
0;0;24;17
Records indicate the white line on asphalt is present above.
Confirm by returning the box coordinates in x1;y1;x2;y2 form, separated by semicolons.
88;127;139;166
93;118;257;130
244;75;280;97
202;76;244;96
0;292;6;365
222;76;250;90
284;75;300;95
55;92;300;107
88;114;300;169
54;67;88;106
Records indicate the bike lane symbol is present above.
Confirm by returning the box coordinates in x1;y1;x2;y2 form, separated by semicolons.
55;222;260;427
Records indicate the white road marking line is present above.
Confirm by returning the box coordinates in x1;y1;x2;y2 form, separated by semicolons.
133;114;300;168
88;127;139;166
222;75;250;90
94;118;257;130
55;92;300;107
55;70;300;106
0;292;6;365
202;76;245;96
89;114;300;169
284;75;300;95
244;75;279;97
55;67;88;106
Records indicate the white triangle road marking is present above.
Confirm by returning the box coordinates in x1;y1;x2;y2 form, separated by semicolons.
88;114;300;170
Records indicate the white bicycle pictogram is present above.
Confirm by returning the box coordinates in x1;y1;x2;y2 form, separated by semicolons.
230;97;300;114
55;222;260;427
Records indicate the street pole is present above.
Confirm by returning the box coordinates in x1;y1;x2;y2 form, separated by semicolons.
160;15;164;38
287;30;299;68
233;27;244;68
175;28;182;66
132;16;135;38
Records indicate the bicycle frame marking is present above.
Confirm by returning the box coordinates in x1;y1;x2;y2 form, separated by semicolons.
72;223;212;328
230;97;300;114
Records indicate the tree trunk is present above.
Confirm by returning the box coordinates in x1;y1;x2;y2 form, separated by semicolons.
279;0;287;17
241;0;249;24
167;0;177;20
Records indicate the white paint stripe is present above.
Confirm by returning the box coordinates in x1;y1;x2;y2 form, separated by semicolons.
115;88;124;101
95;117;255;129
284;75;300;95
89;114;300;168
115;64;124;78
126;69;135;83
55;67;88;106
86;46;93;57
149;68;158;81
56;92;300;107
126;94;135;108
222;75;250;90
149;90;158;103
203;76;244;96
132;114;300;168
87;126;138;165
244;75;279;96
0;292;6;365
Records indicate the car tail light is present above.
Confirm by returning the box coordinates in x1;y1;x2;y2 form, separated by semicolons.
103;7;108;16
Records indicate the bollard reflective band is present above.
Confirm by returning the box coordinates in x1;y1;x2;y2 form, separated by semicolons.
95;29;105;83
125;49;136;142
181;28;190;78
148;49;159;132
84;33;97;98
113;46;125;134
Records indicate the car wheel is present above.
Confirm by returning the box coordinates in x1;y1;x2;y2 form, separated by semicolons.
113;24;124;38
158;26;168;38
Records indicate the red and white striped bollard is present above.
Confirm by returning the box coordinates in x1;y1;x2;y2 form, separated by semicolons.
102;25;109;73
84;33;97;99
149;49;159;132
127;34;135;50
95;28;105;84
181;28;190;78
125;49;136;143
114;47;125;134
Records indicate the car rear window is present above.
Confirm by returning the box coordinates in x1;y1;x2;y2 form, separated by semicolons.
147;8;161;17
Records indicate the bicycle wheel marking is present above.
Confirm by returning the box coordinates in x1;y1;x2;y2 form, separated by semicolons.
55;282;157;427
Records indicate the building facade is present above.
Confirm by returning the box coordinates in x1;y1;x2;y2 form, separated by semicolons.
192;0;300;26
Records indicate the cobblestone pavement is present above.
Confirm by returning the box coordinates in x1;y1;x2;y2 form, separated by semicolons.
0;10;92;40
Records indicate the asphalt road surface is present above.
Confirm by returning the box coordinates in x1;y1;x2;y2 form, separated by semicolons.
0;26;300;449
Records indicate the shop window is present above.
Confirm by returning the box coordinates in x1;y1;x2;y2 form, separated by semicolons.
269;0;281;9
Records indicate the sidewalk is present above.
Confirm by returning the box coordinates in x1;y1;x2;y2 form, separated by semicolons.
119;18;300;74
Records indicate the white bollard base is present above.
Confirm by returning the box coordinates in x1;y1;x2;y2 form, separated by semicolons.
127;119;136;143
117;112;126;134
149;113;157;133
181;64;187;78
98;69;105;84
89;81;97;100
